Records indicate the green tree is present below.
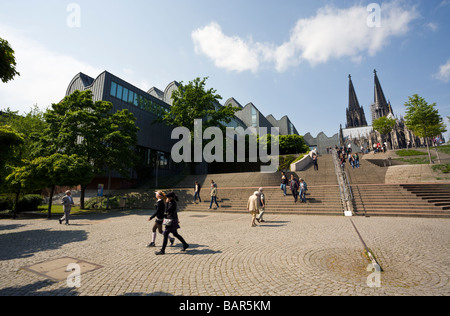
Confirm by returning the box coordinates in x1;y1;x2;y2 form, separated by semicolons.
404;94;447;164
0;125;24;184
279;134;309;155
372;116;397;149
0;37;20;83
44;90;139;208
159;77;240;135
0;106;47;159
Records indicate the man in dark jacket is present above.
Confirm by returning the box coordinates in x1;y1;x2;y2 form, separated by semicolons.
289;175;299;203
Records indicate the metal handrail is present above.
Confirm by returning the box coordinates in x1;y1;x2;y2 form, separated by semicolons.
332;149;354;215
332;149;346;213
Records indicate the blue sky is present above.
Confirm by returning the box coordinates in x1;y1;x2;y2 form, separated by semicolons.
1;0;449;139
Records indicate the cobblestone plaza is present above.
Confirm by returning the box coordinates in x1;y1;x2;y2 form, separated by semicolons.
0;210;448;296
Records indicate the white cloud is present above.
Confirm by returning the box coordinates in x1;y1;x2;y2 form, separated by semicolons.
0;25;101;114
191;2;418;73
192;22;260;73
425;22;439;32
434;59;450;82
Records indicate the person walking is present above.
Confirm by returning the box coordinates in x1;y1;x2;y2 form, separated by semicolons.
193;181;202;204
299;179;308;203
280;172;287;196
256;187;266;223
155;192;189;255
349;153;354;168
289;175;299;203
354;153;360;168
147;191;174;248
59;190;74;225
247;191;260;227
312;153;319;171
209;180;219;209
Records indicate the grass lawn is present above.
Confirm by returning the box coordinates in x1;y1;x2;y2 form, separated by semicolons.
437;145;450;155
432;164;450;174
36;205;111;216
395;156;436;164
396;149;427;157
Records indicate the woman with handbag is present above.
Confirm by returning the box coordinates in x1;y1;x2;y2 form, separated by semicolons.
155;192;189;255
147;191;174;248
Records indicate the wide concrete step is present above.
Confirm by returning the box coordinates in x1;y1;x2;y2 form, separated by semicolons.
351;182;450;217
399;184;450;210
173;178;344;215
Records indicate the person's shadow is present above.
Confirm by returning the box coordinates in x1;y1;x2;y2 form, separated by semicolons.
0;229;88;261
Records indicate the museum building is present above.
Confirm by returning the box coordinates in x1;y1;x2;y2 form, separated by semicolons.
66;71;300;187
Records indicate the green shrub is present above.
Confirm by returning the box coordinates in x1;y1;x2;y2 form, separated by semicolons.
278;155;296;171
432;164;450;174
0;195;13;212
85;196;120;209
16;195;44;213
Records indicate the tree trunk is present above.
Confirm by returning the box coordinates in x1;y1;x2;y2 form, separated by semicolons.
47;185;55;219
12;190;20;219
426;137;432;164
80;184;87;209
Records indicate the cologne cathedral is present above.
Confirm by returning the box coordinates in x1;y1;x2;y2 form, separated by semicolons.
340;70;426;150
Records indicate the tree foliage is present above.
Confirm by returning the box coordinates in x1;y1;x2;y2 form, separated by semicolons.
373;116;396;137
0;125;24;181
404;94;447;138
0;37;20;83
159;77;241;135
278;134;310;155
43;90;139;208
404;94;447;163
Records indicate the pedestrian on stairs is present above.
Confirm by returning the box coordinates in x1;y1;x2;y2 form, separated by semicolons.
299;179;307;203
280;172;287;196
209;180;219;209
194;181;202;204
289;175;299;203
313;153;319;171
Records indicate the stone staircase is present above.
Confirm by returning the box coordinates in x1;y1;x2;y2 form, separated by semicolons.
174;154;345;216
165;151;450;218
347;157;450;218
400;184;450;210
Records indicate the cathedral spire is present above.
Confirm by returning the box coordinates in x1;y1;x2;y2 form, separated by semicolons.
348;74;360;111
371;69;390;122
346;75;368;128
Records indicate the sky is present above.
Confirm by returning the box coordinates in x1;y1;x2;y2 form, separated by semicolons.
1;0;449;139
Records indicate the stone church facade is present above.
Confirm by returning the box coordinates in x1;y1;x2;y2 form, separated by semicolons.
341;70;426;151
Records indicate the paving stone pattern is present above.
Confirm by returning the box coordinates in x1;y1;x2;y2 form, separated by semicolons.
0;211;448;296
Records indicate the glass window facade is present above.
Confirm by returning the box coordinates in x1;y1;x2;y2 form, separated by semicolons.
251;106;257;127
110;81;168;117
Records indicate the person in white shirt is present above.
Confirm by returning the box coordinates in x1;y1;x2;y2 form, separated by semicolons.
59;190;74;225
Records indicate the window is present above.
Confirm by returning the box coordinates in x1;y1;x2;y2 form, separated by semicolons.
122;88;128;102
251;106;257;127
109;81;169;117
110;82;117;97
117;85;123;100
128;90;135;103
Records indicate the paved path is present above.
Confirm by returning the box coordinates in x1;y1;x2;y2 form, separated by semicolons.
0;210;448;296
